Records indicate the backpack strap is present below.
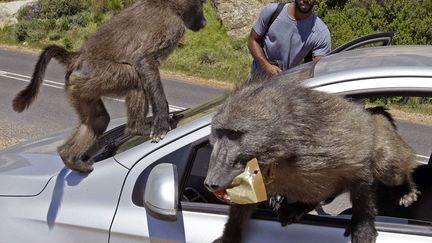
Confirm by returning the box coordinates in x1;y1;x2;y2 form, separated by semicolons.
263;3;285;37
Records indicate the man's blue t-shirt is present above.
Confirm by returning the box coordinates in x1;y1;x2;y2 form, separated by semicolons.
252;3;331;73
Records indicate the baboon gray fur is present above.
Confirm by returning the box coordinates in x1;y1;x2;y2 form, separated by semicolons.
204;75;419;243
276;106;419;228
12;0;206;173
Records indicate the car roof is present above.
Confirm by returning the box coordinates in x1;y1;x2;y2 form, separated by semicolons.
303;45;432;96
315;45;432;77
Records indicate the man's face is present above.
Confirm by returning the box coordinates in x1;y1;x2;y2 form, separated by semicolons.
294;0;316;14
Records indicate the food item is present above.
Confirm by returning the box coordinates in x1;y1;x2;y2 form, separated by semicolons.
213;158;267;204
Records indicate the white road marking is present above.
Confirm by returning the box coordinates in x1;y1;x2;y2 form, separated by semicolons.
0;69;185;111
416;154;429;164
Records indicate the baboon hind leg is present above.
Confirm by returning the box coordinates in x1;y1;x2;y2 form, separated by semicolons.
125;88;150;136
58;97;110;173
347;182;378;243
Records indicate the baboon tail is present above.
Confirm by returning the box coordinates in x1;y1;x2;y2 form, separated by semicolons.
12;45;72;112
366;106;396;129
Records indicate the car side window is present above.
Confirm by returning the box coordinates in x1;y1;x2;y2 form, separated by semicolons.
181;141;223;204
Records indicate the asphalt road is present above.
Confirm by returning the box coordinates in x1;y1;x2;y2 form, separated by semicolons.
0;48;431;164
0;48;226;147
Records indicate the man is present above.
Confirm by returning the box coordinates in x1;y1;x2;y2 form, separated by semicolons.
248;0;331;76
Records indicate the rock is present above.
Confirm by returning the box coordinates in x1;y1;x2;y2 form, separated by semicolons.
0;0;36;28
210;0;275;39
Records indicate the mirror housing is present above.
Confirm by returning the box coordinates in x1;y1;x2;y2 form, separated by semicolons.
144;163;178;221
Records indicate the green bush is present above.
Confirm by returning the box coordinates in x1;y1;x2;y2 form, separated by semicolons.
89;0;134;14
14;19;53;43
12;0;93;45
318;0;432;47
37;0;89;19
17;3;41;21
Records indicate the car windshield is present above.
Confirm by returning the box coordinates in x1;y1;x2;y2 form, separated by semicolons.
116;95;226;153
84;95;226;161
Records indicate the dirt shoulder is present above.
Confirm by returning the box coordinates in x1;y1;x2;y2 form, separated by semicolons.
389;109;432;126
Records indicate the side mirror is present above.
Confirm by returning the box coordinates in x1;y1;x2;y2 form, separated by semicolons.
144;163;178;221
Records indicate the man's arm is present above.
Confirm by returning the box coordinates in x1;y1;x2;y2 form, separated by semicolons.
312;28;332;61
247;29;282;76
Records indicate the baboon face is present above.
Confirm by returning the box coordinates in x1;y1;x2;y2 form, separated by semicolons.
180;0;207;31
204;93;274;192
204;128;248;192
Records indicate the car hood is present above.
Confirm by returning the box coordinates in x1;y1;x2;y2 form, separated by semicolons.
0;131;68;196
0;118;127;197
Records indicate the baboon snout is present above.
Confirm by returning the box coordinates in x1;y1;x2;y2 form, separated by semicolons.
189;18;206;31
204;181;223;192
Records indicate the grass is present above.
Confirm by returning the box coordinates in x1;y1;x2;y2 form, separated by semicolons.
161;4;252;84
368;98;432;119
389;103;432;117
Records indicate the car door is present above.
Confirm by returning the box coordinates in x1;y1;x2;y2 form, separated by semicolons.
328;32;394;55
304;32;393;63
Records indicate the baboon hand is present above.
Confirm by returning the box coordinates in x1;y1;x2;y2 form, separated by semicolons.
150;115;170;143
399;188;420;207
277;204;309;227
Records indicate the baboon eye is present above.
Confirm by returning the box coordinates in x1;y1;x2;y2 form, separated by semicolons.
225;130;243;140
214;129;243;140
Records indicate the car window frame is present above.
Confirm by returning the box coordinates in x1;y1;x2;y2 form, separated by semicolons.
328;32;394;55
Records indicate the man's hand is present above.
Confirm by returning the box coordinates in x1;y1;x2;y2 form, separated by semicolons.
248;29;283;76
263;63;282;76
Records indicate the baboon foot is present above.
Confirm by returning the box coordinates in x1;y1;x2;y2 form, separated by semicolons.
64;159;94;173
399;188;420;207
58;151;94;173
150;116;170;143
346;221;377;243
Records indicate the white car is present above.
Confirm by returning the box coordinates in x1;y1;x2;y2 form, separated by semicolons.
1;42;432;242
